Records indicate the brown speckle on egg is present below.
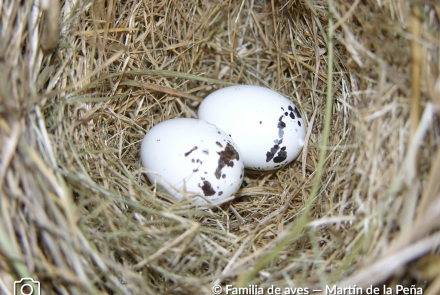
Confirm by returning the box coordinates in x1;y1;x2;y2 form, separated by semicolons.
273;147;287;163
266;139;283;162
199;181;216;196
215;143;240;179
293;107;302;118
184;146;198;157
278;121;286;128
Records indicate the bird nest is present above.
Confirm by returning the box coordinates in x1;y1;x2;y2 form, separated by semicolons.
1;0;439;294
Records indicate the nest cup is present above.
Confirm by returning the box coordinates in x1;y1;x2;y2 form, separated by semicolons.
1;0;440;294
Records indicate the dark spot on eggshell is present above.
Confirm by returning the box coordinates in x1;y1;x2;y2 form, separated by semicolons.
222;174;226;179
218;191;223;196
278;121;286;129
202;150;209;155
215;143;240;179
288;105;294;111
266;152;276;162
294;107;302;118
184;146;198;157
216;141;223;147
298;121;301;127
278;117;286;138
201;177;205;180
229;134;232;137
193;169;199;172
260;121;262;124
191;159;195;163
199;181;216;196
281;107;285;111
266;139;283;162
284;112;288;116
204;171;208;174
273;147;287;163
240;174;243;178
157;139;160;141
290;112;295;119
218;131;221;134
197;159;200;163
275;164;281;168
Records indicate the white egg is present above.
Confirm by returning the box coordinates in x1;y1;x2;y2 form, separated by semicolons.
140;118;244;205
198;85;306;171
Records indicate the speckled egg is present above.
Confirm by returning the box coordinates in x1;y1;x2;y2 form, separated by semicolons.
140;118;244;205
198;85;306;171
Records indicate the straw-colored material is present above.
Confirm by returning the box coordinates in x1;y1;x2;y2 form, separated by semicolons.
1;0;439;294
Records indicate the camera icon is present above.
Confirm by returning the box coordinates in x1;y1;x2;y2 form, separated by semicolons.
13;278;40;295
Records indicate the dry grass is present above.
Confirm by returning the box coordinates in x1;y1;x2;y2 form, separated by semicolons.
1;0;440;294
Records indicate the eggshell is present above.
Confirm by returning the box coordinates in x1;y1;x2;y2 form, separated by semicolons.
198;85;306;170
140;118;244;205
